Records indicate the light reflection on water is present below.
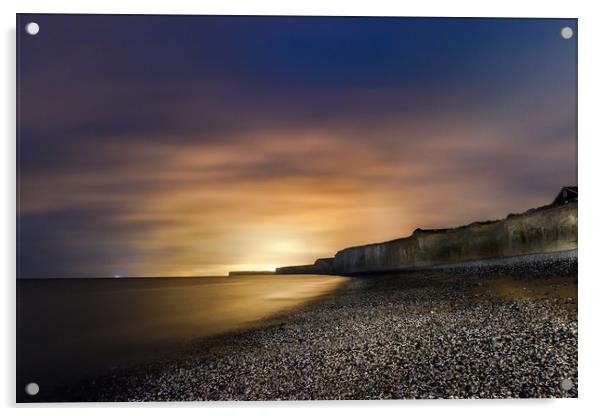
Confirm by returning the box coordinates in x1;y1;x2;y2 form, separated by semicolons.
17;274;348;395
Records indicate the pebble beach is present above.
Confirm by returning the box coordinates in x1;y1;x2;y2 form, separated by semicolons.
67;251;578;401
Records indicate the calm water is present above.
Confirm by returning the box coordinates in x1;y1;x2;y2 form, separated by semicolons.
16;275;347;400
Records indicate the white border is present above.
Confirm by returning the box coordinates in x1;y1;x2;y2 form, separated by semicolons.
2;1;601;415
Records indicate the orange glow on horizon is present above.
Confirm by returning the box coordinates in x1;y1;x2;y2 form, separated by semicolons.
19;116;573;277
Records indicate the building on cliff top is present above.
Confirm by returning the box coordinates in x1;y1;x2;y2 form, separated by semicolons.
553;186;578;205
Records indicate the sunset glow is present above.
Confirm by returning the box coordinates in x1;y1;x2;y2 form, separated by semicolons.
17;16;577;277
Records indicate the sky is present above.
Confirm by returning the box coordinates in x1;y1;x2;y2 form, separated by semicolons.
17;15;577;278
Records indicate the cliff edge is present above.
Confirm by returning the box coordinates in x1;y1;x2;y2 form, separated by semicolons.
277;201;577;275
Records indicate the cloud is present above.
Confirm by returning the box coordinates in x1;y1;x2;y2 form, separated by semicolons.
17;15;577;277
19;99;575;277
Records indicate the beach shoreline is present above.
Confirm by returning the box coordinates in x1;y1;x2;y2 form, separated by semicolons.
16;274;349;403
57;251;577;401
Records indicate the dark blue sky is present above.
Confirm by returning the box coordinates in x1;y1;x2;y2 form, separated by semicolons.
17;15;577;277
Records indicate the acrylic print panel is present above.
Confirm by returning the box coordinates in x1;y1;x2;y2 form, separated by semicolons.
16;14;577;402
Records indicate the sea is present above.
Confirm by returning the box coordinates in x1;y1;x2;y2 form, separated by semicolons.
16;274;347;401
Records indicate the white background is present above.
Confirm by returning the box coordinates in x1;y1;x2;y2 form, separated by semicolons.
1;0;600;415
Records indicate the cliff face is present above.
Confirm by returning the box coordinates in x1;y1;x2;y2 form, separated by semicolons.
276;258;333;275
332;202;577;274
277;202;577;275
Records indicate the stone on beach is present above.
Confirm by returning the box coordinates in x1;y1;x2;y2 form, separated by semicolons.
68;251;577;401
